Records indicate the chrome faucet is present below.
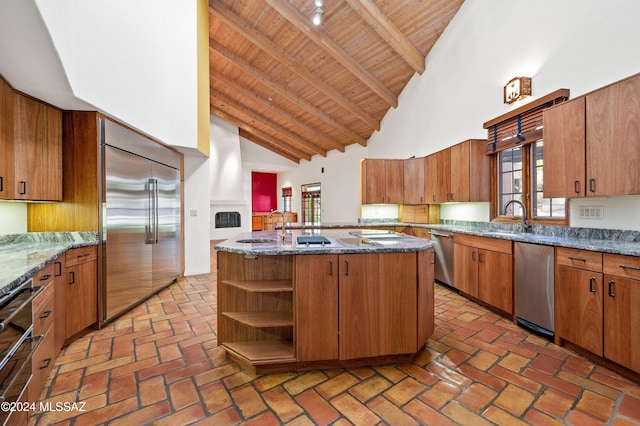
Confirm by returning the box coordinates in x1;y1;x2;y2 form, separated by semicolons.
502;199;531;232
269;210;287;241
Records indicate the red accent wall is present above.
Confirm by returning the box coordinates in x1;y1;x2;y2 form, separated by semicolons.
252;172;277;212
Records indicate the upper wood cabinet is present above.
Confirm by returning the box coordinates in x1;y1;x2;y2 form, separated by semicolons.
0;77;14;199
13;92;62;201
424;140;490;204
449;139;491;203
361;159;403;204
403;157;425;204
544;73;640;198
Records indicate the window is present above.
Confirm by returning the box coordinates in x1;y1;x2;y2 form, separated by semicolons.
497;142;565;221
531;140;566;219
301;183;321;224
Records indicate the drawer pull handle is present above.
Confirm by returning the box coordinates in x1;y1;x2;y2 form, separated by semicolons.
40;310;52;319
589;277;596;293
40;274;51;281
69;271;76;285
620;264;640;272
77;253;91;259
329;259;333;276
589;178;596;193
568;256;586;262
40;358;51;369
574;180;580;194
55;261;63;277
19;181;26;195
344;259;349;276
608;280;615;297
471;251;477;261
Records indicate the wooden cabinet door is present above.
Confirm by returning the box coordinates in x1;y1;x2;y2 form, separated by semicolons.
13;93;62;201
417;249;435;348
65;260;97;338
361;159;385;204
449;142;469;202
555;266;603;356
454;244;478;298
478;250;513;314
424;154;438;203
586;75;640;196
378;253;416;355
435;149;451;203
604;275;640;372
295;255;339;362
543;98;586;198
339;254;379;360
467;139;491;202
384;159;404;204
403;157;425;204
0;77;14;199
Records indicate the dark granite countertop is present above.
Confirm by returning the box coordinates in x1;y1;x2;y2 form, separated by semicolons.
214;229;434;255
276;221;640;257
0;232;99;296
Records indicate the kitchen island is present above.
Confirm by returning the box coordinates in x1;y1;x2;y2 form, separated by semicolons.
215;229;435;373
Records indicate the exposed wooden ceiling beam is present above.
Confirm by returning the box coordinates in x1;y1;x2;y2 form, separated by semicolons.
263;0;398;108
238;129;302;165
210;41;366;146
345;0;425;74
213;73;346;153
210;105;310;163
210;87;327;158
209;0;380;131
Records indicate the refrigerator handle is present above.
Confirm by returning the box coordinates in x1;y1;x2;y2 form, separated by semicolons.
154;178;159;244
146;178;155;244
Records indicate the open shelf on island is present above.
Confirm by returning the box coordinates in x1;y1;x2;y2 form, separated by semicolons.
222;340;295;364
222;311;293;328
221;279;293;292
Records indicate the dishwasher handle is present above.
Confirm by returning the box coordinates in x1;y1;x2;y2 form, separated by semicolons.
431;232;453;239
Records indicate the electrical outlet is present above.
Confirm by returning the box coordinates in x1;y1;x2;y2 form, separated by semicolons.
578;206;603;219
190;209;198;217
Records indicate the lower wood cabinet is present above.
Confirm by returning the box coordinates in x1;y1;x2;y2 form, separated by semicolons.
454;234;513;315
218;249;433;373
295;253;419;362
603;253;640;372
63;246;98;340
555;248;640;374
29;263;56;402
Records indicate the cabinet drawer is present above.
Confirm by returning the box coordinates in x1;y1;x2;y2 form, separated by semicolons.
65;245;97;267
33;262;55;288
455;233;512;255
33;283;54;337
556;247;602;272
29;328;56;402
603;253;640;280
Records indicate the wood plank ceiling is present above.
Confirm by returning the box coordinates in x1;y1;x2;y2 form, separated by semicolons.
209;0;464;163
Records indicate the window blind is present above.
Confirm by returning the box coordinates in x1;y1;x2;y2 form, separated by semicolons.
483;89;570;154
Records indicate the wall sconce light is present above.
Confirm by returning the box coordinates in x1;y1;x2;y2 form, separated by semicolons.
503;77;532;104
311;0;323;26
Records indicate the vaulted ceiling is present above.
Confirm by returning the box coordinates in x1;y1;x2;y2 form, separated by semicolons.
209;0;464;163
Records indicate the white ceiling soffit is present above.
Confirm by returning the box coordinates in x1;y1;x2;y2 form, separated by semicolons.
0;0;92;110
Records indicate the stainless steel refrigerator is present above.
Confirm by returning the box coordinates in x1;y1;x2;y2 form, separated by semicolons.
99;119;182;323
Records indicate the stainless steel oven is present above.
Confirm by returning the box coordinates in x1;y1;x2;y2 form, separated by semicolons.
0;278;42;424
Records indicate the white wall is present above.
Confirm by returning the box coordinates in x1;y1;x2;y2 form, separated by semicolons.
183;152;211;275
268;0;640;230
34;0;200;149
0;203;27;235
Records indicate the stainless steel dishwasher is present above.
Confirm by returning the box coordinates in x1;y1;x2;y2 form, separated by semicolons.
430;230;454;287
514;242;555;338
